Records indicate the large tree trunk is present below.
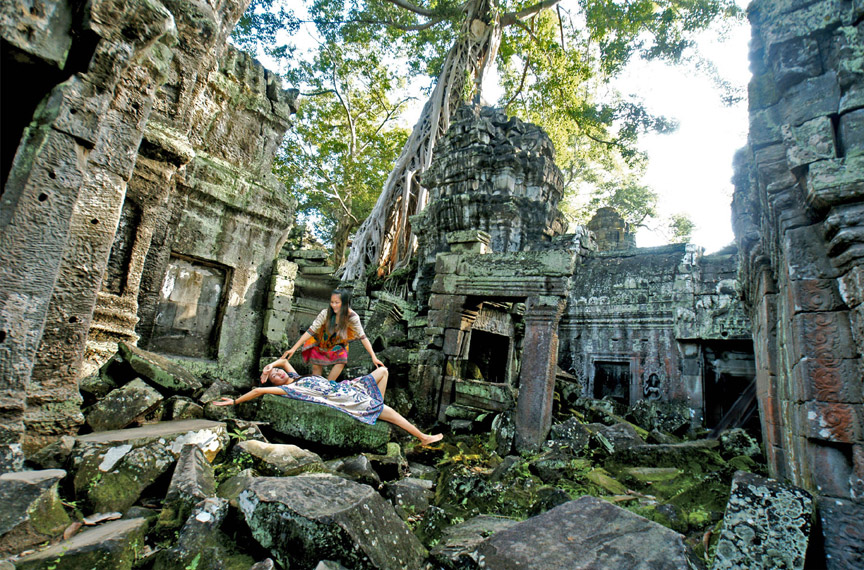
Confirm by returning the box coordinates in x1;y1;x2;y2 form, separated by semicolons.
339;0;502;281
331;213;354;268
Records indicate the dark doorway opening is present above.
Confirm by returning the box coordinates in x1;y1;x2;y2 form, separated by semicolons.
467;329;509;383
594;361;630;405
703;341;758;432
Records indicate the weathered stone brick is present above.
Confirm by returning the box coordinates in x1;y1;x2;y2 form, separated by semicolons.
781;72;841;127
806;155;864;208
839;109;864;158
802;401;862;443
712;471;812;570
782;116;837;168
770;37;823;91
819;498;864;569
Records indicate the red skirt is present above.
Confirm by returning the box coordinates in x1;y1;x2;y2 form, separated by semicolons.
301;344;349;366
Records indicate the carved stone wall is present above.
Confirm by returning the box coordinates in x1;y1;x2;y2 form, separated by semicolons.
0;0;297;462
131;47;297;385
731;0;864;565
559;243;753;424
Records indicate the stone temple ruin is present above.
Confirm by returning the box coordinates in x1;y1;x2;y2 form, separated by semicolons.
0;0;862;567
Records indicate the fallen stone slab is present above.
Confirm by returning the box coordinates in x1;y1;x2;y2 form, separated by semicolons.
613;439;721;471
27;435;76;470
117;342;203;396
712;471;813;570
161;444;216;527
328;455;382;488
233;440;325;476
627;399;692;435
258;394;391;453
382;477;434;520
72;420;227;513
165;396;204;420
12;517;148;570
473;495;702;569
238;474;427;570
85;378;163;431
365;442;408;481
430;514;519;569
0;469;70;555
153;497;253;570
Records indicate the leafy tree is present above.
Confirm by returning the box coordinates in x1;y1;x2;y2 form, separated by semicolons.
235;0;742;278
666;212;696;242
274;39;411;266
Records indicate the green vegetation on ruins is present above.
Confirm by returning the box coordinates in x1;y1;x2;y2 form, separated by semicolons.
232;0;743;272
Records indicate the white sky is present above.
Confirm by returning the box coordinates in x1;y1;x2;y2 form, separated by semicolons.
270;4;753;254
621;21;752;253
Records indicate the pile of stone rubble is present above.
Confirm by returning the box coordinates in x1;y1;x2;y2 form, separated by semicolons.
0;345;816;569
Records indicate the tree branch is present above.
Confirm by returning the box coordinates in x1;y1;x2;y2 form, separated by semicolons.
510;19;554;66
359;96;416;153
556;5;565;48
501;0;562;26
301;89;337;97
381;0;436;18
504;57;530;108
298;17;444;32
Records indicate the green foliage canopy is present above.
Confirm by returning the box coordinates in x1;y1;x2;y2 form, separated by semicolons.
274;38;411;265
234;0;742;253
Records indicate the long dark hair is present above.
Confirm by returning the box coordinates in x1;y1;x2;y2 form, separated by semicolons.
326;289;352;339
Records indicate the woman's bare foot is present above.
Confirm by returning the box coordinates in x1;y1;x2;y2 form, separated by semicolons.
418;433;444;446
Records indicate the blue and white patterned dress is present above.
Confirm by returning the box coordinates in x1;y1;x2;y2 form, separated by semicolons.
279;372;384;425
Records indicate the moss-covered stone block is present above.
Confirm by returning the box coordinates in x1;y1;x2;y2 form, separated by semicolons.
454;379;515;411
0;470;71;555
85;378;163;431
238;475;427;570
13;518;148;570
257;394;391;453
72;420;228;513
117;342;202;396
712;471;813;570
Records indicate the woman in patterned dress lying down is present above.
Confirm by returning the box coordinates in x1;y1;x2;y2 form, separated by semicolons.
212;360;443;446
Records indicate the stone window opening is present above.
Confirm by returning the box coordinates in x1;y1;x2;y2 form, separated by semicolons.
466;329;510;383
446;300;522;414
592;360;632;406
146;253;232;359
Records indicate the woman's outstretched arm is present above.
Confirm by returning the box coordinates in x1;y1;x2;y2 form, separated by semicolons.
212;386;286;406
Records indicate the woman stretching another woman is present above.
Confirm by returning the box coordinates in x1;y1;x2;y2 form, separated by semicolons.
216;359;443;446
263;289;382;382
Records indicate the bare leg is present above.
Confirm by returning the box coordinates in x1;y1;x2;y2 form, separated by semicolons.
370;366;388;397
378;405;443;445
312;364;324;377
327;363;345;381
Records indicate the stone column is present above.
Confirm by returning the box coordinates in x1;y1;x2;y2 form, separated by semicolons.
514;295;565;451
0;0;176;466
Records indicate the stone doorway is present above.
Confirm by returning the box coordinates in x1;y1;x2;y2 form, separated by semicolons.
702;341;757;430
